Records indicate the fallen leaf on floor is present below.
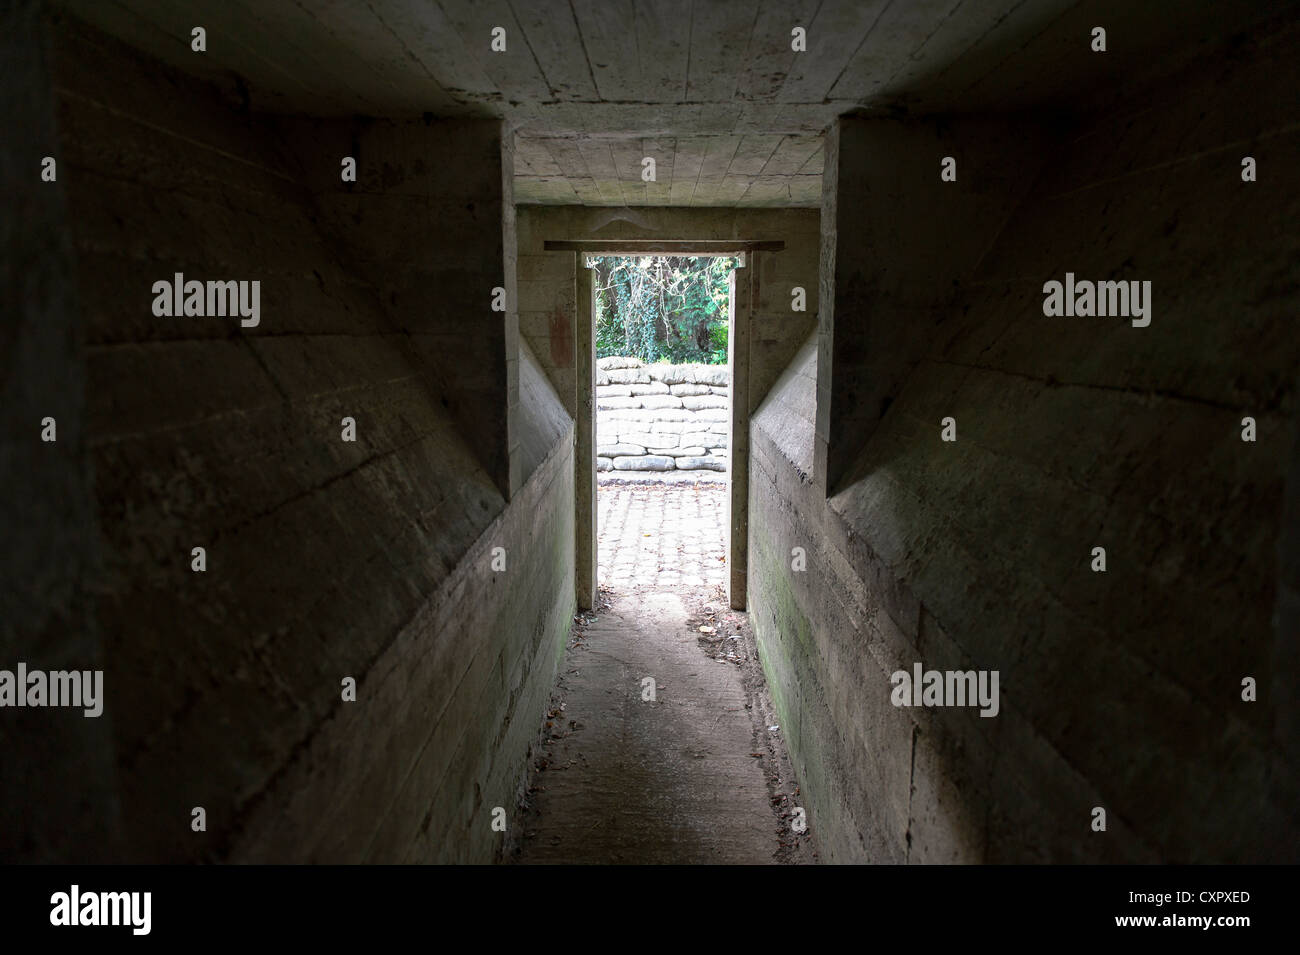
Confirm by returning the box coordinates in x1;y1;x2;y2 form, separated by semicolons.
698;625;716;634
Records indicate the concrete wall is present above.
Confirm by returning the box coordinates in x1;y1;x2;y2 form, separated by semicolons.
277;112;519;497
516;206;820;419
0;0;123;863
0;13;574;863
817;113;1055;495
750;16;1300;863
1277;370;1300;772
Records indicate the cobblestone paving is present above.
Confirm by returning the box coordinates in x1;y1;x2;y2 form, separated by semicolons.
597;482;728;591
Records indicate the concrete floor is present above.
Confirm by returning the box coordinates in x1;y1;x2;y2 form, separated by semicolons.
514;485;816;864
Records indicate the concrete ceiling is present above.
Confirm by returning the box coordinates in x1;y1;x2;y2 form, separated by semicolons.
59;0;1286;206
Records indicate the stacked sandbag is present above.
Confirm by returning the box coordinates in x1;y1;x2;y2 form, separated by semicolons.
595;358;729;473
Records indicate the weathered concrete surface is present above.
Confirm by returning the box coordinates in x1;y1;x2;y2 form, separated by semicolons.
727;261;753;607
575;262;596;610
517;207;819;422
229;431;575;863
514;591;775;863
818;113;1055;495
0;0;123;863
278;111;519;497
10;0;1298;870
6;17;577;863
1277;371;1300;770
751;16;1300;864
57;0;1290;204
516;485;815;863
517;338;572;485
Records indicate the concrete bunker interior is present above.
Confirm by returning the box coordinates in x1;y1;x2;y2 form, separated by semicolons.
3;0;1297;867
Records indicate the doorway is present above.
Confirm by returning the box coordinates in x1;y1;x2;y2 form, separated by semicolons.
545;238;779;613
589;253;735;597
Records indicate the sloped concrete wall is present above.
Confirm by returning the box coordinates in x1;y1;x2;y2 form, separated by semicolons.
0;14;574;862
275;111;518;498
750;17;1300;863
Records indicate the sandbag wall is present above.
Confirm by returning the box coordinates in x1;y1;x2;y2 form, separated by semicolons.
596;358;729;474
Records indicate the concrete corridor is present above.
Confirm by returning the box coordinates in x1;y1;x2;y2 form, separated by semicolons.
515;484;814;864
6;1;1297;870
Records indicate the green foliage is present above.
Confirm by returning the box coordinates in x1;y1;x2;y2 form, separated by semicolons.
592;255;736;365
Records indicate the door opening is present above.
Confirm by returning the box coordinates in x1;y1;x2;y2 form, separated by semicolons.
589;254;736;600
549;238;778;612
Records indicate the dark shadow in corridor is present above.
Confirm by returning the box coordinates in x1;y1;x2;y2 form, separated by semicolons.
513;484;816;864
